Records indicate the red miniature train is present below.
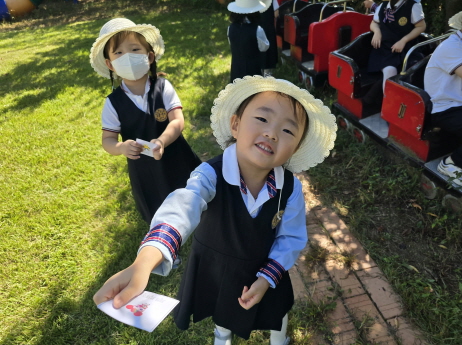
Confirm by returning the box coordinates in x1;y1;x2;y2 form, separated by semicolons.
278;0;462;210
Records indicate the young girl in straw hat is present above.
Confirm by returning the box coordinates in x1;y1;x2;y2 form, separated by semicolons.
90;18;201;224
227;0;270;81
93;76;337;345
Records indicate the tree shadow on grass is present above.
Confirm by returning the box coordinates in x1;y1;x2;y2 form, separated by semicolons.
0;6;234;345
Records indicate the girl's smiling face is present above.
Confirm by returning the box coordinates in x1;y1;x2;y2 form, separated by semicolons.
230;91;306;174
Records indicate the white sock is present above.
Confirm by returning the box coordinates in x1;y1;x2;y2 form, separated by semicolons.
445;156;455;165
270;314;289;345
382;66;398;91
214;325;232;345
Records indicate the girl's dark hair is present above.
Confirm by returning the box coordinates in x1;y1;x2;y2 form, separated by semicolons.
226;92;310;150
103;31;157;88
229;12;260;24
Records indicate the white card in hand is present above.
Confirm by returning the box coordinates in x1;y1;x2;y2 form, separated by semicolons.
97;291;179;332
136;138;159;158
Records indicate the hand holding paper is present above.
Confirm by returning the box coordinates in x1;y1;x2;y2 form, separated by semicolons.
136;138;160;158
98;291;179;332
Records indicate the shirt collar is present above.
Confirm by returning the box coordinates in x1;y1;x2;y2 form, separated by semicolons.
120;78;151;96
222;143;285;197
386;0;404;9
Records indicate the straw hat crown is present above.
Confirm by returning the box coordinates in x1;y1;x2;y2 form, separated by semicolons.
210;76;337;173
448;11;462;31
228;0;267;14
89;18;165;79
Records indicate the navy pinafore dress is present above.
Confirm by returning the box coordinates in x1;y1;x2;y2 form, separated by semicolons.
174;155;295;340
108;77;201;223
229;22;263;82
368;0;421;73
259;4;278;70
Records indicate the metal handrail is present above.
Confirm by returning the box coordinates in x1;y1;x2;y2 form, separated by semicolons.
400;32;453;75
293;0;317;13
319;0;349;22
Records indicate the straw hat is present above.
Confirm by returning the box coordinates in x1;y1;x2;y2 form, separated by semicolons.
90;18;165;79
259;0;272;13
228;0;267;14
210;76;337;173
448;11;462;30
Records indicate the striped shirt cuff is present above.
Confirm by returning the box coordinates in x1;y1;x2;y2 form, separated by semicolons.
140;223;182;261
259;259;285;286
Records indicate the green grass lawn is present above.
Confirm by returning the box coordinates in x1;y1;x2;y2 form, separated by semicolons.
2;1;462;344
0;1;324;344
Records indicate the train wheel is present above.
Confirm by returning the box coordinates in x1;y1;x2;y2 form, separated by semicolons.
298;70;306;85
352;126;366;144
420;174;438;199
442;194;462;213
304;75;314;91
337;115;351;131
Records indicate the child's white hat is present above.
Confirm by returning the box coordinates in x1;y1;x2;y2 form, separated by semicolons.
448;11;462;30
90;18;165;79
228;0;267;14
211;76;337;173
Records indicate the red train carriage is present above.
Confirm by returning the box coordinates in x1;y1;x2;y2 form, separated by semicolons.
328;33;462;207
282;0;372;89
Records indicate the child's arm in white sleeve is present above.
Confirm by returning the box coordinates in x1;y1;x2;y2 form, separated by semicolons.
257;176;308;288
138;162;217;276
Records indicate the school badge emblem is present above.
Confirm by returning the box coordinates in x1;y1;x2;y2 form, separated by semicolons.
154;108;168;122
271;210;285;229
398;17;408;26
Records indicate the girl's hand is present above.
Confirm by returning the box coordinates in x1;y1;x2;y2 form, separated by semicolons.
391;39;406;53
93;247;163;309
121;140;143;160
371;32;382;49
150;138;164;160
238;276;270;310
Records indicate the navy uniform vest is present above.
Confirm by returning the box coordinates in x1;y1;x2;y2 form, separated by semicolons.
174;155;295;340
108;77;201;223
368;0;420;72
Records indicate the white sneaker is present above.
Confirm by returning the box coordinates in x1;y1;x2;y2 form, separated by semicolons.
437;156;462;186
214;327;232;345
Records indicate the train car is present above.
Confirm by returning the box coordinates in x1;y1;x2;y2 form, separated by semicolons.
328;32;462;210
281;0;372;89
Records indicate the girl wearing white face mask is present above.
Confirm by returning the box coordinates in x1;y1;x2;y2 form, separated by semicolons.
90;18;201;224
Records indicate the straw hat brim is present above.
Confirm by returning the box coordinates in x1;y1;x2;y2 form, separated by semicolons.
90;24;165;79
448;11;462;30
210;76;337;173
228;1;266;14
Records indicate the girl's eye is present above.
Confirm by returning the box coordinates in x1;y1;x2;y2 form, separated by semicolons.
255;117;267;123
132;48;141;52
283;129;295;136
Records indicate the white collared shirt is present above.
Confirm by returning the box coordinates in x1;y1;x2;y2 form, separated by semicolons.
101;78;182;133
425;31;462;113
373;0;424;25
222;143;284;217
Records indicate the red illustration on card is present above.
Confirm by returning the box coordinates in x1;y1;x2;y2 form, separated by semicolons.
125;303;150;316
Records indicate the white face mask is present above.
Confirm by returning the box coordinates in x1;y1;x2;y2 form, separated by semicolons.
111;53;150;81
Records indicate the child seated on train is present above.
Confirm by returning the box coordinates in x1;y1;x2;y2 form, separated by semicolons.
363;0;426;107
424;12;462;186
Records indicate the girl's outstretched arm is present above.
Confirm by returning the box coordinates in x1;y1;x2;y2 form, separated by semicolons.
93;246;163;308
370;20;382;49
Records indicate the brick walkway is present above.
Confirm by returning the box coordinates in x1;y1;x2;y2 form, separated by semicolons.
291;172;428;345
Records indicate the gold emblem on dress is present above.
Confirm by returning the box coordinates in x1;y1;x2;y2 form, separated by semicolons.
271;210;285;229
154;108;168;122
398;17;408;26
